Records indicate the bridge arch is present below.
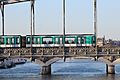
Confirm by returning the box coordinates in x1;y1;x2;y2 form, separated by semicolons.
98;57;120;74
34;57;62;75
34;57;62;66
98;57;120;65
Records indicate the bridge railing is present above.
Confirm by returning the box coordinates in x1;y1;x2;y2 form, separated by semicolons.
0;47;120;58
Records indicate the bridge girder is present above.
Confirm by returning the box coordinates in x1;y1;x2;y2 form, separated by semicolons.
0;0;31;5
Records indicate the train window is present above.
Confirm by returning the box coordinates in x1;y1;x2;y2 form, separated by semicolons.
55;38;59;44
65;40;69;44
43;41;46;44
81;37;85;44
27;37;30;44
33;38;36;44
37;38;40;44
12;38;14;44
7;38;10;44
16;38;20;44
0;38;4;44
43;38;53;44
78;38;81;44
93;36;96;43
60;38;62;44
65;38;75;44
84;37;86;43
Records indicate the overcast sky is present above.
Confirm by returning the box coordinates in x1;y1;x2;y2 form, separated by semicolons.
0;0;120;40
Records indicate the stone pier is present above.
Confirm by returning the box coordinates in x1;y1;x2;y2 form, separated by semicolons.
106;56;115;74
35;57;61;75
106;64;115;74
41;64;51;75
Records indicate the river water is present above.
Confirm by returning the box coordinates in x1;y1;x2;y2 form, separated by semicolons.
0;59;120;80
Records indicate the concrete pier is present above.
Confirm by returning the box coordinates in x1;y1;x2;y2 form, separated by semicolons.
106;56;115;74
41;65;51;75
106;64;115;74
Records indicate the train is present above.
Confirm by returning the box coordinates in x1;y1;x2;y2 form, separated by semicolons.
0;34;96;48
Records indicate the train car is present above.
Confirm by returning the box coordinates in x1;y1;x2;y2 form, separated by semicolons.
0;35;21;48
25;34;96;48
26;35;63;47
0;34;96;48
64;34;96;47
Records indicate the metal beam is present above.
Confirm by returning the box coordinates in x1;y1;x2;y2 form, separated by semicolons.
30;0;35;61
93;0;98;56
94;0;97;39
63;0;66;62
0;0;30;5
1;2;5;35
32;0;35;35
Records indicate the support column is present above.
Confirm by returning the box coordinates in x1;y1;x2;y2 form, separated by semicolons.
41;65;51;75
106;64;115;74
106;56;115;74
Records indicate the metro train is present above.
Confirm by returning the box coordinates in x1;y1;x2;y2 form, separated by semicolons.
0;34;96;48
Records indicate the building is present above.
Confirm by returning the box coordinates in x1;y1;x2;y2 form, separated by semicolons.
104;39;120;47
97;37;105;47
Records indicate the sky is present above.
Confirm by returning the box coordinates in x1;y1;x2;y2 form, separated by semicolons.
0;0;120;40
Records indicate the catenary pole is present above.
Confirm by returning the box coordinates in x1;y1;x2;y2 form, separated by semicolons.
93;0;98;57
63;0;66;62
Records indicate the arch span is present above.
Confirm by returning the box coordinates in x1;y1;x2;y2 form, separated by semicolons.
35;57;62;66
98;57;120;65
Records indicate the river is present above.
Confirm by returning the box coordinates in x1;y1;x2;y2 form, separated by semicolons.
0;59;120;80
